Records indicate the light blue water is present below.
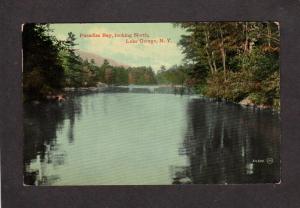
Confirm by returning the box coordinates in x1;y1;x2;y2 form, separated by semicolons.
24;92;280;185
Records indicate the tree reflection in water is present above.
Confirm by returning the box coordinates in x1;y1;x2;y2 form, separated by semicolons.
172;98;280;184
23;93;82;185
23;92;280;185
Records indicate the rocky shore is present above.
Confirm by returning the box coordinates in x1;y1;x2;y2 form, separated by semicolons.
238;97;273;110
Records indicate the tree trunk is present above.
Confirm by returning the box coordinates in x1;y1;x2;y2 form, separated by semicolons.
204;29;215;74
242;22;249;70
244;22;249;53
219;25;226;75
212;51;217;72
267;22;272;47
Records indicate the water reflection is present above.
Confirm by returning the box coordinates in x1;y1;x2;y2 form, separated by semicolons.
172;99;280;184
23;94;82;185
23;91;280;185
24;92;191;185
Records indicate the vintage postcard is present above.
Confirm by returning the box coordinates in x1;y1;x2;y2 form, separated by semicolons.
23;22;280;185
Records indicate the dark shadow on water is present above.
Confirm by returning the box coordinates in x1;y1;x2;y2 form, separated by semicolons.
23;94;82;185
172;99;280;184
24;92;280;185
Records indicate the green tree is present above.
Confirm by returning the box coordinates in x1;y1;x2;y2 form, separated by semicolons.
23;24;65;100
176;22;279;108
62;32;83;87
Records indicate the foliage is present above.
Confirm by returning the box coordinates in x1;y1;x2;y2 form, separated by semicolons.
128;66;156;85
23;24;157;101
176;22;280;109
156;65;189;85
23;22;280;110
205;70;255;102
23;24;65;100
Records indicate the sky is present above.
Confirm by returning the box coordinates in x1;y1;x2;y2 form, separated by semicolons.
50;23;187;71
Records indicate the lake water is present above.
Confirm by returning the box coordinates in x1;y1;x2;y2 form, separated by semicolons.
23;90;280;185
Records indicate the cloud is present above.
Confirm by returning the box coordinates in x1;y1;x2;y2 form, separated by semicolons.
51;23;186;71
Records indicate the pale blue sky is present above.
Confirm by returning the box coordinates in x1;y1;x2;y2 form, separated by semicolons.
50;23;187;71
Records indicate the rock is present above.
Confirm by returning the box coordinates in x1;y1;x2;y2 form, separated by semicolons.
57;95;65;102
239;97;271;109
256;104;271;109
239;97;254;106
96;82;108;87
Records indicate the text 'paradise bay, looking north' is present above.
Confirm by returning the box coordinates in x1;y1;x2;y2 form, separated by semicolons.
80;33;150;38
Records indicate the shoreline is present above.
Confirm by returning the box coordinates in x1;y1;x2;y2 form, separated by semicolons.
27;86;280;112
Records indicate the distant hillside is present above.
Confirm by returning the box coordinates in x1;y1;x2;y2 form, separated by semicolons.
77;51;130;68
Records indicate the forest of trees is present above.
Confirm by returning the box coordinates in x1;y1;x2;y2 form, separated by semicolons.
23;24;157;101
156;65;189;85
175;22;280;109
23;22;280;109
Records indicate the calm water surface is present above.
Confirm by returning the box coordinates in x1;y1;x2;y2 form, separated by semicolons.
24;90;280;185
